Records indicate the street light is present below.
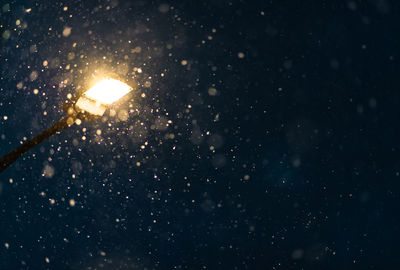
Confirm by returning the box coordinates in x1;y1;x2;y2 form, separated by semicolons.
0;77;135;173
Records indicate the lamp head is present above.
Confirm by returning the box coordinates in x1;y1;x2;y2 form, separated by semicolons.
74;78;133;117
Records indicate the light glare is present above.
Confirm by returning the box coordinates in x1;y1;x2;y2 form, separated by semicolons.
84;78;132;105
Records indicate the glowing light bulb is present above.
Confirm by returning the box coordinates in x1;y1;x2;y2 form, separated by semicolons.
75;78;132;116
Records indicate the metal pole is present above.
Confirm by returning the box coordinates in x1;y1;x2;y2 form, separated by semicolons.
0;116;72;173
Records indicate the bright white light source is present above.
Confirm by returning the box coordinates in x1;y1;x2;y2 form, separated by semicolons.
84;78;132;105
75;78;132;116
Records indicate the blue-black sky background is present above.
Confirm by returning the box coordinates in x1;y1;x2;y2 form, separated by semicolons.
1;0;399;269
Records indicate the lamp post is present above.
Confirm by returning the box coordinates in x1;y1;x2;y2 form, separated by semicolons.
0;78;134;173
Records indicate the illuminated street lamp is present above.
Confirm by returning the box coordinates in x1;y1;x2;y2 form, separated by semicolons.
0;78;134;173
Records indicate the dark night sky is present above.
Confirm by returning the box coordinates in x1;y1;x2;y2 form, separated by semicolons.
1;0;400;269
